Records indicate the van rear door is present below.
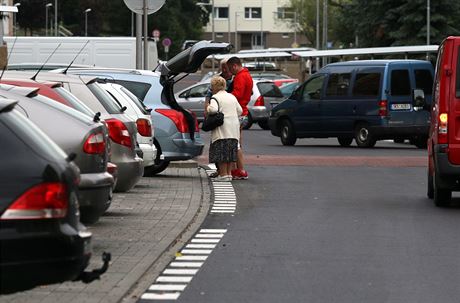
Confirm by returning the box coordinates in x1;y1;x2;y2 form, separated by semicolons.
387;63;414;127
447;39;460;164
411;62;433;128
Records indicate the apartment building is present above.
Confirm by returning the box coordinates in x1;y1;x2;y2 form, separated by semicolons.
200;0;308;51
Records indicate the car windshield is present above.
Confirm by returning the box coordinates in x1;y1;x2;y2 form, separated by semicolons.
257;82;284;97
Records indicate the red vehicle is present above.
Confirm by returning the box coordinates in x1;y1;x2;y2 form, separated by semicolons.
427;36;460;206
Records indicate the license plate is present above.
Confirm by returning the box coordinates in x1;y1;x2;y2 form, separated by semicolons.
391;103;411;110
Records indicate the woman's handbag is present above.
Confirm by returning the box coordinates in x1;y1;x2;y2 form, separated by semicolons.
202;97;224;132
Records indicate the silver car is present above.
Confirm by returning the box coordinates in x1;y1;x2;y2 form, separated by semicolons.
59;41;232;175
175;79;285;130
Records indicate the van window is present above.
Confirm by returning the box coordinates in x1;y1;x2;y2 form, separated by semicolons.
352;73;381;96
457;47;460;98
414;69;433;95
391;69;411;96
302;75;325;101
326;73;351;96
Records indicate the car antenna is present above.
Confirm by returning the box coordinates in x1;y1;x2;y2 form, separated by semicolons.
0;36;18;80
62;40;90;74
31;43;62;81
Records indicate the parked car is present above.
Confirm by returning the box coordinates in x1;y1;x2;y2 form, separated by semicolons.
0;84;114;223
99;81;157;168
60;41;232;175
4;71;144;192
279;81;300;98
250;72;298;87
175;79;285;130
0;98;93;294
427;36;460;206
269;60;434;147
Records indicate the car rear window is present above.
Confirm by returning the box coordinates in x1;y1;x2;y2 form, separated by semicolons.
414;69;433;95
120;86;150;115
326;73;351;96
352;73;381;97
53;87;95;117
257;82;283;97
87;82;123;114
113;80;151;101
391;69;411;96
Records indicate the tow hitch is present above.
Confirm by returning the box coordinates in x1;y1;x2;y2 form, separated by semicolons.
78;252;111;283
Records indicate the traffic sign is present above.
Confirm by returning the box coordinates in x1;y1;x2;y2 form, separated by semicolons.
162;38;172;47
123;0;166;15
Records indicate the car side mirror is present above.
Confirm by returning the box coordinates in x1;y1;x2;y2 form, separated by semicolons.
413;89;426;111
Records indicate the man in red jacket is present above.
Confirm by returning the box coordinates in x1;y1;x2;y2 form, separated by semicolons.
227;56;253;180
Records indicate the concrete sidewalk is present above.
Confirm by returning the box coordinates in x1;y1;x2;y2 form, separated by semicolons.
2;165;211;303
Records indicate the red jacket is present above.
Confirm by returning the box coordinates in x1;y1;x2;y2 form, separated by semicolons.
231;68;253;116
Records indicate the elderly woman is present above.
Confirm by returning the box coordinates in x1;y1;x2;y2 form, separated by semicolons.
207;76;242;181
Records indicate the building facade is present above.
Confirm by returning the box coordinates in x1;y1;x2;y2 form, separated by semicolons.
200;0;308;51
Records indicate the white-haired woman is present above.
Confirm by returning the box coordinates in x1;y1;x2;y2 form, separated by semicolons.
207;76;242;181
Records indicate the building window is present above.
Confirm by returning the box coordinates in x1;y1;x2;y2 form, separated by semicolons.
282;33;290;39
214;7;228;19
245;7;261;19
277;7;295;19
216;33;224;38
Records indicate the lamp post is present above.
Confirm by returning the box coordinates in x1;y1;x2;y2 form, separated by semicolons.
13;2;20;36
54;0;57;36
45;3;52;36
196;1;215;69
84;8;91;37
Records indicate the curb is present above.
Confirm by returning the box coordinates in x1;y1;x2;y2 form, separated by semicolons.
169;160;199;168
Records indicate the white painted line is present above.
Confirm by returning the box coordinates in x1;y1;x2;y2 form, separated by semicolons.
214;197;236;200
141;292;181;300
176;255;208;261
199;229;227;233
213;201;236;204
156;276;193;283
195;234;224;238
170;262;203;268
181;249;213;255
186;244;216;249
211;210;235;213
149;284;187;291
191;238;221;243
212;207;236;211
163;269;199;275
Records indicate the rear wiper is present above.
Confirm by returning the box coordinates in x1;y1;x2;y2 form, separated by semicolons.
120;106;127;113
93;112;101;122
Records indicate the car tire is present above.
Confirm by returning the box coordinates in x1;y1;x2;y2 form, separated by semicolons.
80;207;102;224
258;121;270;130
144;139;170;176
412;136;428;149
427;170;434;199
433;172;451;207
243;114;253;130
354;123;376;148
280;119;297;146
337;137;353;147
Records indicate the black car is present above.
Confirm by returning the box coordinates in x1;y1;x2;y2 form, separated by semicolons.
0;98;103;294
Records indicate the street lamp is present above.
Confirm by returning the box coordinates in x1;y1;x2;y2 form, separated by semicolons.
13;2;20;36
84;8;91;37
54;0;58;36
45;3;52;36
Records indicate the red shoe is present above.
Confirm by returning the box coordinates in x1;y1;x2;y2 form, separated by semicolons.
232;169;248;180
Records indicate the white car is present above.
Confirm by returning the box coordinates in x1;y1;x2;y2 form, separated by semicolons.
100;82;157;168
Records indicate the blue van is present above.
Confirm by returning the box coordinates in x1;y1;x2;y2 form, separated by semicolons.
268;60;433;148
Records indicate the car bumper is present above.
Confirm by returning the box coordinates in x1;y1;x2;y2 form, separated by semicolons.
114;156;144;192
78;172;114;210
140;143;157;167
369;125;429;139
0;224;91;294
162;134;204;161
248;106;269;122
268;117;280;136
434;144;460;189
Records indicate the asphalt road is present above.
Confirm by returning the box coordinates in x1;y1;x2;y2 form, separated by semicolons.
158;128;460;302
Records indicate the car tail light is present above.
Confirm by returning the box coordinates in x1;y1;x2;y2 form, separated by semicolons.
1;183;68;220
83;132;106;154
378;100;388;117
438;113;448;144
136;118;152;137
156;109;189;133
254;95;265;107
105;118;132;148
107;162;117;175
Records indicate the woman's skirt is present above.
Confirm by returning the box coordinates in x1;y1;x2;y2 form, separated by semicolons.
209;139;238;163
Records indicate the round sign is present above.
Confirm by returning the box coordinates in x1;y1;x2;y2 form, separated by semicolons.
123;0;166;15
152;29;160;38
162;38;172;47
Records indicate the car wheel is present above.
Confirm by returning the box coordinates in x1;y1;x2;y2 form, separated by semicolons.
80;207;102;224
354;123;376;148
280;119;297;146
427;170;434;199
258;120;270;130
337;137;353;147
433;172;451;207
243;114;253;130
412;136;428;149
144;139;170;176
